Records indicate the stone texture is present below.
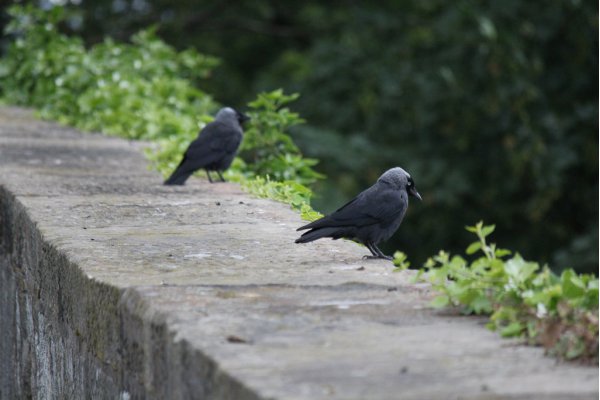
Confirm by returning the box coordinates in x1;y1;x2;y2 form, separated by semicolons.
0;107;597;400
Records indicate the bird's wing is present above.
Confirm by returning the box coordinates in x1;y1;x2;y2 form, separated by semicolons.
298;185;405;230
182;121;240;167
208;122;242;152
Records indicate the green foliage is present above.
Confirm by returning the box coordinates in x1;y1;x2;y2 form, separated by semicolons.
226;90;326;220
241;90;324;185
392;251;411;271
1;5;323;219
0;5;218;141
235;175;323;221
404;222;599;362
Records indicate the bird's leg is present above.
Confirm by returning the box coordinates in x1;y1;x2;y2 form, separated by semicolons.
217;171;226;182
362;242;393;261
205;170;213;183
372;243;393;261
362;242;383;260
366;242;379;257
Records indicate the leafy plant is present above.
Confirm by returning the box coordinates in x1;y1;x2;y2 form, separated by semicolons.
392;251;411;271
401;222;599;362
0;5;218;141
1;5;324;220
239;90;324;186
236;175;323;221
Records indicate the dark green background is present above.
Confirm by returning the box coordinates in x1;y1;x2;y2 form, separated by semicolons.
2;0;597;272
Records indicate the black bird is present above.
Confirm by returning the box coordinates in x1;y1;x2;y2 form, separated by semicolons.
295;167;421;260
164;107;250;185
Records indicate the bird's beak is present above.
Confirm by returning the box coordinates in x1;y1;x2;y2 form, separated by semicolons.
240;113;251;123
409;187;422;201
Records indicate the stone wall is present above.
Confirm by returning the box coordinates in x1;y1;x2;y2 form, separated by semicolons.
0;107;597;400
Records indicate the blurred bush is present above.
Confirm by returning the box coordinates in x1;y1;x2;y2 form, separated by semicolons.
0;5;218;139
0;1;596;272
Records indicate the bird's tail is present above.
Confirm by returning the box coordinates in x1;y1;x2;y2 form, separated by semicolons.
295;227;340;244
164;168;193;185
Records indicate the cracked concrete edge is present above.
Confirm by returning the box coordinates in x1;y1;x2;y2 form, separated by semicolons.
0;185;263;399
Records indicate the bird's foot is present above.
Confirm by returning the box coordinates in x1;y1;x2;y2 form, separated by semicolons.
362;255;393;261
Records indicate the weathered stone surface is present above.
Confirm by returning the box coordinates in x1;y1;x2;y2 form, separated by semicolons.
0;107;597;399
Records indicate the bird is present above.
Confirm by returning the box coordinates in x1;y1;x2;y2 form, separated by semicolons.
295;167;421;260
164;107;250;185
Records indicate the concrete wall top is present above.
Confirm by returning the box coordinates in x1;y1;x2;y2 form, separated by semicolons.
0;107;597;400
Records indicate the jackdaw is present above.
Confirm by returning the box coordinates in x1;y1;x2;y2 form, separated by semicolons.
295;167;421;260
164;107;250;185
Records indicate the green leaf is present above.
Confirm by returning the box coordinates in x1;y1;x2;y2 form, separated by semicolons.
481;224;495;238
465;224;478;233
393;251;411;270
470;295;493;314
478;16;497;40
583;287;599;307
561;269;585;300
494;248;511;257
504;255;539;285
466;241;481;255
500;322;524;337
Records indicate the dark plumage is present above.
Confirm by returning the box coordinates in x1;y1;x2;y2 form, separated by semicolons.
295;167;421;260
164;107;250;185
